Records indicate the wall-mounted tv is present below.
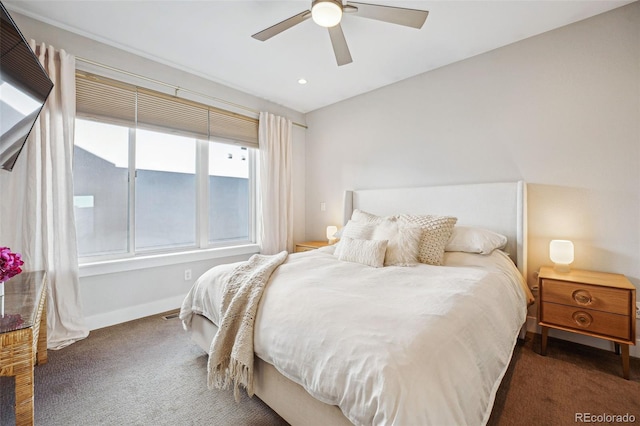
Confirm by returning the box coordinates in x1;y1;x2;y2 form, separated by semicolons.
0;1;53;172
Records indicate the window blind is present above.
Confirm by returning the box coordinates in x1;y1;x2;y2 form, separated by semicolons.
209;109;259;147
75;72;259;148
76;73;136;127
136;88;208;140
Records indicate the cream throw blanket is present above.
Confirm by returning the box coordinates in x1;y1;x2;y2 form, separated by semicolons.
207;250;288;401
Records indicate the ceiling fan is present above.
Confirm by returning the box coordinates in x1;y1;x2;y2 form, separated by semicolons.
251;0;429;66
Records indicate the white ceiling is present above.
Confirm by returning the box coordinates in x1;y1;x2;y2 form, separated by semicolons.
4;0;634;113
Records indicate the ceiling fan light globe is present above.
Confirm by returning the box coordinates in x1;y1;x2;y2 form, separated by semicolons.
311;0;343;27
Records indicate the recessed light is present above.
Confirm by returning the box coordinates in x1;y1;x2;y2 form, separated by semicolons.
298;78;308;85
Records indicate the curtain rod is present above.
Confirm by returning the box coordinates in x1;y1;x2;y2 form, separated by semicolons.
75;56;307;129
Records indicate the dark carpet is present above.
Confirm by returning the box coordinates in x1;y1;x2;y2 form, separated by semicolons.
1;312;287;426
489;333;640;426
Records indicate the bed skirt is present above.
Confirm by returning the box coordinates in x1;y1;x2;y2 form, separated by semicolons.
190;314;353;426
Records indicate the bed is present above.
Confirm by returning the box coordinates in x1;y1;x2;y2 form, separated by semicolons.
180;181;532;426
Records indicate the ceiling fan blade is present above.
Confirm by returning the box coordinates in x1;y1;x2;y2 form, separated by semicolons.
252;10;311;41
346;2;428;29
327;24;353;66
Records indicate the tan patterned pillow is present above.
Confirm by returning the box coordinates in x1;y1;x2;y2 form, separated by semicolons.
400;214;458;265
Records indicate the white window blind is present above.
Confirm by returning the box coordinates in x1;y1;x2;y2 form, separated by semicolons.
75;72;259;147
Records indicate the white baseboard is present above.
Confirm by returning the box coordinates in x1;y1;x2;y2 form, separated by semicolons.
525;315;640;358
84;295;184;331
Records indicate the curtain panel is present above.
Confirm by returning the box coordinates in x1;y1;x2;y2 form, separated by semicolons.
0;42;88;349
258;112;293;255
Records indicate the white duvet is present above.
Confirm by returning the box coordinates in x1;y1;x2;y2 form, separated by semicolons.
180;247;528;426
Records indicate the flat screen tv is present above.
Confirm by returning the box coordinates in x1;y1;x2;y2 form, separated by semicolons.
0;1;53;171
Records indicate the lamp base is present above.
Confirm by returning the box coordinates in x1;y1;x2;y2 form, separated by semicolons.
553;263;571;273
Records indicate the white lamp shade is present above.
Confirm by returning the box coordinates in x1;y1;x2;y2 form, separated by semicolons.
550;240;574;271
326;226;338;241
312;0;343;27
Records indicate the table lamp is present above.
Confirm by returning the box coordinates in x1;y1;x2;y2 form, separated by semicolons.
326;226;338;244
550;240;574;273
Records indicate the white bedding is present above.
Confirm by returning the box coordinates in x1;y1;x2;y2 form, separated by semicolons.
180;246;528;426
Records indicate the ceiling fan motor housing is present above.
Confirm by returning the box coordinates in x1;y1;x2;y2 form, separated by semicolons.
311;0;344;27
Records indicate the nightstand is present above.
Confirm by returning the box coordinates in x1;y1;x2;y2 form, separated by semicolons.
537;266;636;379
294;241;330;253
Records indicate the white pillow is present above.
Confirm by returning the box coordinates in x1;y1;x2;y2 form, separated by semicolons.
338;237;388;268
445;226;507;254
400;214;457;266
372;218;422;266
351;209;384;224
333;220;377;257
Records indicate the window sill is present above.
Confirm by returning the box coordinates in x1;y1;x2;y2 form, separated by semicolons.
78;244;260;277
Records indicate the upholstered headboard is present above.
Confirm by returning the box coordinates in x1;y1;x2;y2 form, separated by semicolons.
342;181;527;278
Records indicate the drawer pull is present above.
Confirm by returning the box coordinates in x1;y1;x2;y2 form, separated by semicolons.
572;290;593;305
572;311;593;328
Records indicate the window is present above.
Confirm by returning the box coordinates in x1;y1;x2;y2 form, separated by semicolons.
73;73;258;260
74;119;129;256
135;129;197;252
208;143;250;244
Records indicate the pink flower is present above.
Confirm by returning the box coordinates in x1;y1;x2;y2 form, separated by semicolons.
0;247;24;282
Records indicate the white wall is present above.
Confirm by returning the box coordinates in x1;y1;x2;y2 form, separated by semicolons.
7;12;307;330
6;4;638;342
304;3;640;349
306;2;640;356
305;2;639;285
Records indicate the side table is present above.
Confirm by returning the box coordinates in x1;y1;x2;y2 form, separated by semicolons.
294;241;331;253
0;271;48;425
537;266;636;379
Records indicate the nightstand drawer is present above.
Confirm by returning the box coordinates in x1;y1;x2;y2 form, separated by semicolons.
541;303;631;341
540;279;631;315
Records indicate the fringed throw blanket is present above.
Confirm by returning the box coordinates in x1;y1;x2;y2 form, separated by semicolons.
207;250;288;401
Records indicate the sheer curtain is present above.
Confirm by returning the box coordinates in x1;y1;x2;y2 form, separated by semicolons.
0;42;88;349
258;112;293;255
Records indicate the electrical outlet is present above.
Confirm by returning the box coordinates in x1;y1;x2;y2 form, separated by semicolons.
184;269;192;281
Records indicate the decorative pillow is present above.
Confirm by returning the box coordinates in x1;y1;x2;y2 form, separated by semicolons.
445;226;507;254
338;237;388;268
351;209;384;224
372;217;422;266
400;214;457;266
333;220;377;257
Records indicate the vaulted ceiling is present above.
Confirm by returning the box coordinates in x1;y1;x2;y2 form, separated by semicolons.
5;0;634;113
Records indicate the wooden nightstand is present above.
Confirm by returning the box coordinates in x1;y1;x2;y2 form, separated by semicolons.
537;266;636;379
294;241;330;253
